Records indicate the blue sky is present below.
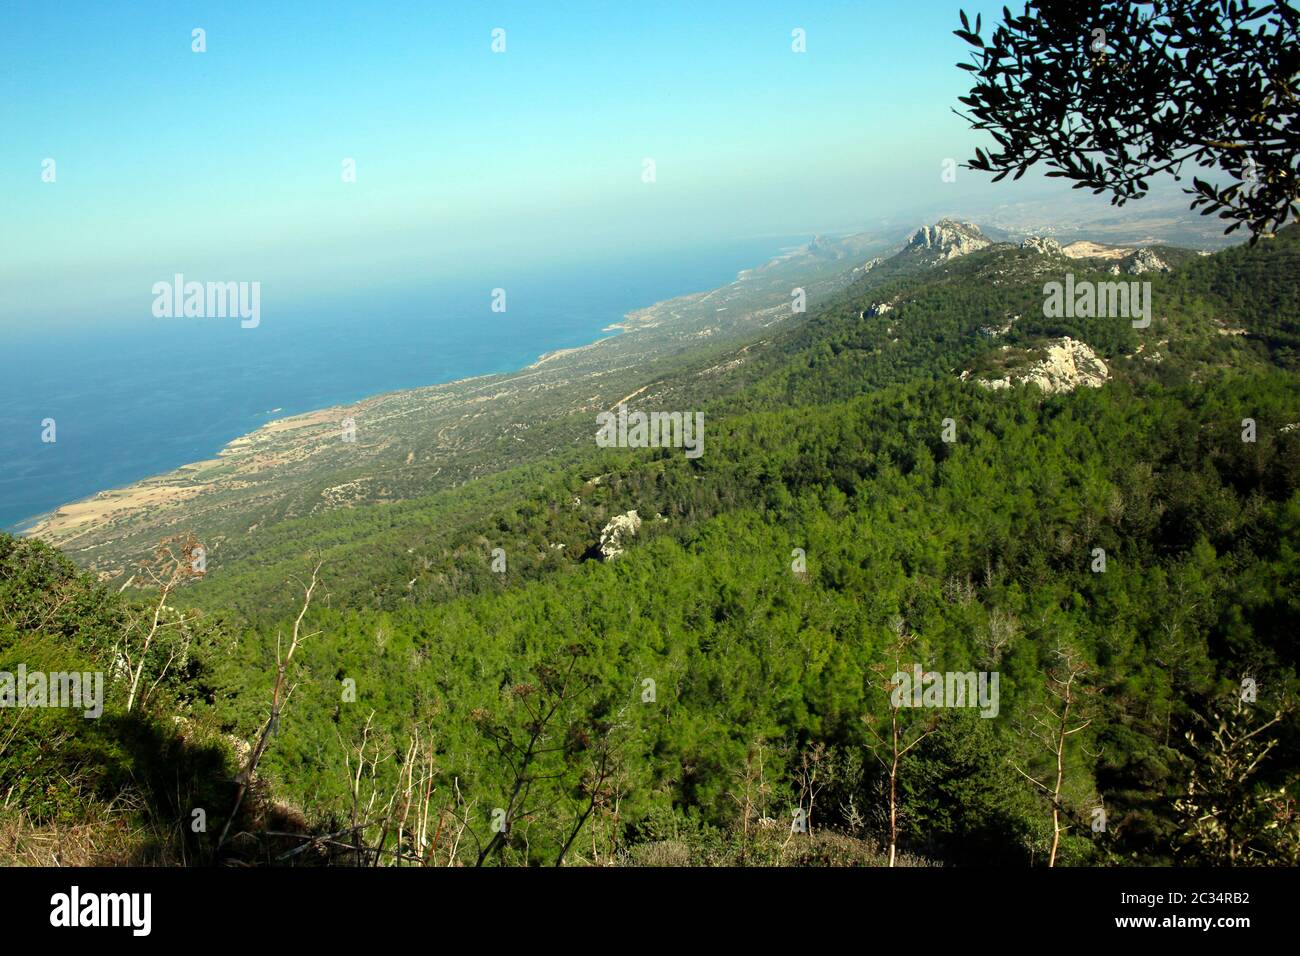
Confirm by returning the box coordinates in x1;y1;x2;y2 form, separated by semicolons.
1;0;1038;326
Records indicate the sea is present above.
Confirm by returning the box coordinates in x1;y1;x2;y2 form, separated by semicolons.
0;237;803;531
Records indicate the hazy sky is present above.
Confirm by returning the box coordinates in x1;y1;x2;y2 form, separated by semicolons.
2;0;1052;326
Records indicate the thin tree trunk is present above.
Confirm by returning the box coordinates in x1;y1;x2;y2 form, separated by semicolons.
1048;676;1072;867
888;712;900;867
216;562;320;855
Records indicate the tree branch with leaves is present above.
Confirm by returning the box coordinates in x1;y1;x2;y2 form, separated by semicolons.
955;0;1300;240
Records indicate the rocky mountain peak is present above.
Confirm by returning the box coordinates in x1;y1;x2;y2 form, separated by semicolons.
1020;236;1063;256
906;219;991;263
1121;248;1171;274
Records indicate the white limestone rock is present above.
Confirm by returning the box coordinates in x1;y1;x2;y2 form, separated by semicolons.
598;510;642;560
1020;236;1063;255
905;219;991;264
972;337;1110;395
1123;248;1171;274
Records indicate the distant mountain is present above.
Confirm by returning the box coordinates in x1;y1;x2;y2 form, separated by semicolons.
901;218;992;264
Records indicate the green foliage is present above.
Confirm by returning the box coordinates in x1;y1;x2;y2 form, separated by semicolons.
7;232;1299;865
955;1;1300;239
0;537;238;860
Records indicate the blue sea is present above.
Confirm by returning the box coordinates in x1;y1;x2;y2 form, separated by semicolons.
0;238;802;530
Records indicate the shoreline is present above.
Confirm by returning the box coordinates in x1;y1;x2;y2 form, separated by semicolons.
14;246;798;541
14;325;629;539
14;231;858;545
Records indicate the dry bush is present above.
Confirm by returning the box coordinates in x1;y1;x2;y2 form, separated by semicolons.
0;790;185;866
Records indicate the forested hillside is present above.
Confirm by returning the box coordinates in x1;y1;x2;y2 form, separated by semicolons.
4;226;1297;866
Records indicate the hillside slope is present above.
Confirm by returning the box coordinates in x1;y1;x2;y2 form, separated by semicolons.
6;224;1298;866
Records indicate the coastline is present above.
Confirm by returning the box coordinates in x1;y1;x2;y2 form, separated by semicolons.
18;229;877;564
7;233;830;540
16;327;628;541
16;249;805;543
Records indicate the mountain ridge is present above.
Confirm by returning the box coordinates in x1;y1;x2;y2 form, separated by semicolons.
25;218;1267;587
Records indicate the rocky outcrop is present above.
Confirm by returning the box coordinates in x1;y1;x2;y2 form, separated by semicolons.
1119;248;1171;274
1062;240;1130;260
978;316;1017;337
598;510;641;560
973;337;1110;395
1020;236;1063;256
905;219;990;264
864;301;894;318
